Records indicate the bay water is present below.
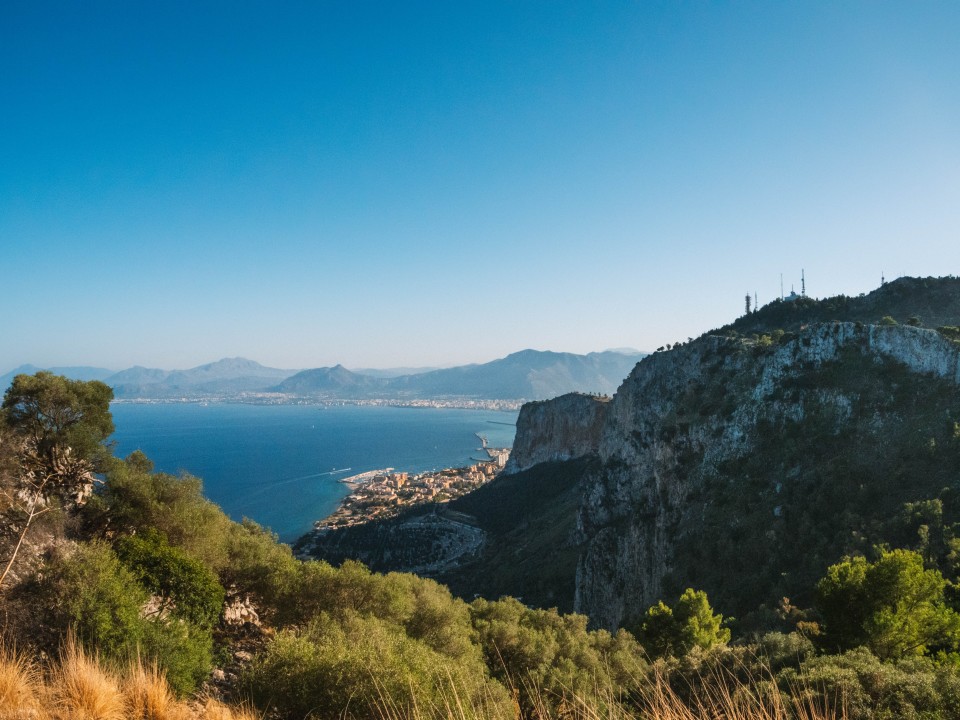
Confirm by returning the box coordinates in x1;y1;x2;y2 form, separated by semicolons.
109;403;518;542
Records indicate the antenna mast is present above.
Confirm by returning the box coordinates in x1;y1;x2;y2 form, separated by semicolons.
801;269;806;297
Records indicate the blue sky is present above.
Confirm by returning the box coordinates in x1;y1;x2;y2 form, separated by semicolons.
2;2;959;371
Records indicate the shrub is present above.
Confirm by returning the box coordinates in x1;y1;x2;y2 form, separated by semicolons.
244;611;512;719
636;588;730;659
115;529;225;628
470;596;647;715
816;549;960;659
29;540;214;696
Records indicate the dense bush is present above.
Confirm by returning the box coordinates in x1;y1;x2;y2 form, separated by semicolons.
635;588;730;659
244;611;513;719
25;540;214;695
816;549;960;659
780;648;960;720
470;596;647;715
115;528;226;627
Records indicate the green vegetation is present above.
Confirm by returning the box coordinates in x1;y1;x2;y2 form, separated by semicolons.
635;588;730;659
2;370;114;471
816;549;960;659
5;345;960;718
666;347;960;626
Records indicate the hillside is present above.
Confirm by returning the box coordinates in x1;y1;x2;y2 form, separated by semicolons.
0;364;115;389
302;276;960;633
278;349;645;401
109;357;299;398
710;275;960;338
5;350;646;402
8;279;960;719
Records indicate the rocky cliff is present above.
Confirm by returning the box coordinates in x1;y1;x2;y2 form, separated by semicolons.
302;279;960;634
572;322;960;629
504;393;610;474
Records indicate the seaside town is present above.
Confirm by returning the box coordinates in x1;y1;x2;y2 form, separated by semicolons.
316;434;511;529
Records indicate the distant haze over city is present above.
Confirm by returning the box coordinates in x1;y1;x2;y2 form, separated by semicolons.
0;349;647;403
3;4;959;370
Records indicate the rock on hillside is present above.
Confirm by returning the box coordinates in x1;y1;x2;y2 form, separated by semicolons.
504;393;610;474
576;322;960;629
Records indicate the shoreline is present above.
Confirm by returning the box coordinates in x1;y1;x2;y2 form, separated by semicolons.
110;396;524;411
338;468;395;486
303;448;511;535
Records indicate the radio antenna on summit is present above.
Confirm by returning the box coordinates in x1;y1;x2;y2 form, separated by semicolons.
801;269;806;297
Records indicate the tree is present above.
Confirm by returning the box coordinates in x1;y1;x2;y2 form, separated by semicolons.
115;529;226;628
816;548;960;659
636;588;730;658
0;373;114;589
2;371;114;473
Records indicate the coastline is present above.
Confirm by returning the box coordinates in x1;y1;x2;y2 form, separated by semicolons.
338;468;395;486
110;403;518;543
305;446;511;534
111;395;524;411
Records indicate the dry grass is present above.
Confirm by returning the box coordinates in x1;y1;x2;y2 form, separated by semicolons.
48;640;126;720
0;643;257;720
124;658;189;720
371;667;845;720
0;645;45;720
0;642;844;720
197;697;261;720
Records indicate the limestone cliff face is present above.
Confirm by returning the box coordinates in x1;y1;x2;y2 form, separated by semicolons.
505;323;960;630
503;393;610;475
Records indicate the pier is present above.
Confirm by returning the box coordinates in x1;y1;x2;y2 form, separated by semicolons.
338;468;394;485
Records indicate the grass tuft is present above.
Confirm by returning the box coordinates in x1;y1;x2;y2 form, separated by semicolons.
49;639;126;720
0;645;45;719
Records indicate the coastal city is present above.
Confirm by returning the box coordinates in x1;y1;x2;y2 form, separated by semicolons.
316;434;511;529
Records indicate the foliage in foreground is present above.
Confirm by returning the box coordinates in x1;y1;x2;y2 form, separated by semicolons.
0;641;258;720
4;371;960;719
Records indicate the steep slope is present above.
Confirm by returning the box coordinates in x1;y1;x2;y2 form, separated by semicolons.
577;321;960;629
303;278;960;633
298;458;596;612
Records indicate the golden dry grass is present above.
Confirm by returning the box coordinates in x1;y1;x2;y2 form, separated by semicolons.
0;642;844;720
372;669;845;720
48;640;126;720
197;697;261;720
0;643;257;720
0;646;46;720
124;658;191;720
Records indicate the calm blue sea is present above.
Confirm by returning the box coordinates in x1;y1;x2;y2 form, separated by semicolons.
109;403;518;543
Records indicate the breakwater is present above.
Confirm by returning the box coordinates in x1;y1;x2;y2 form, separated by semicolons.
338;468;395;485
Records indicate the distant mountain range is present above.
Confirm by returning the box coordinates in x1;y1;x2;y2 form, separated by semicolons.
1;350;647;402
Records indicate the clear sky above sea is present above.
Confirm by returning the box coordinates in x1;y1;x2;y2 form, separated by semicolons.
2;2;959;372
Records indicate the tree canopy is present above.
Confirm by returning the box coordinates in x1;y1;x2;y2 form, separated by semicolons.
816;548;960;659
636;588;730;659
2;371;114;471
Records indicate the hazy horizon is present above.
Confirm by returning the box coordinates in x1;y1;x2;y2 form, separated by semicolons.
1;345;648;377
3;3;959;370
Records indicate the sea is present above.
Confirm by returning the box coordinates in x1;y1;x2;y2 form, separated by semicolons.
109;403;518;543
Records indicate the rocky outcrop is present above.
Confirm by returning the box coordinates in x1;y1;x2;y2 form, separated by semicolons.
572;323;960;629
503;322;960;631
503;393;611;474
